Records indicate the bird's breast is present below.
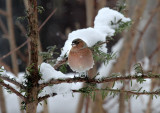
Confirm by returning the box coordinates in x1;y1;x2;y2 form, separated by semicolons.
68;48;94;72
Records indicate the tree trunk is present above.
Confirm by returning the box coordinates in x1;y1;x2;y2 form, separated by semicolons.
26;87;39;113
85;0;94;27
6;0;19;75
0;86;7;113
25;0;40;113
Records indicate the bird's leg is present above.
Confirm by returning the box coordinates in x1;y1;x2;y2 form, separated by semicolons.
79;72;85;78
85;71;90;83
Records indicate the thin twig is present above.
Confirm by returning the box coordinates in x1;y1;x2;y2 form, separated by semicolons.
39;74;160;90
0;38;30;61
132;1;160;62
38;8;57;31
0;75;25;89
0;17;8;34
38;93;57;102
72;88;160;96
0;81;26;101
0;9;7;16
149;44;160;60
0;8;57;61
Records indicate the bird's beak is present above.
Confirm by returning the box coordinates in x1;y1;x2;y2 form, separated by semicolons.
71;43;76;46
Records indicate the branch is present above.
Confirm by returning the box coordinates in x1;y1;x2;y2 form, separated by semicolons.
38;8;57;31
0;38;30;61
0;17;8;34
0;9;7;16
53;57;68;70
38;93;57;103
132;1;160;62
0;8;57;61
0;81;26;101
39;74;160;90
72;88;160;96
0;75;25;89
149;44;160;60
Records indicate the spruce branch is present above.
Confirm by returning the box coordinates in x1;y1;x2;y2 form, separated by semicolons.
0;75;25;89
39;74;160;90
0;81;26;101
72;88;160;96
38;93;57;102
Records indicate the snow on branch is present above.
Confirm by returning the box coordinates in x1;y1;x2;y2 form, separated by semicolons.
0;75;25;89
0;67;25;89
39;74;160;90
38;93;57;103
0;81;26;101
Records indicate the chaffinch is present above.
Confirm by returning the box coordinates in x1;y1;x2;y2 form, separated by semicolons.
68;38;94;76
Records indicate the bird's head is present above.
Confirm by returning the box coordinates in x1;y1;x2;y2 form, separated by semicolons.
71;38;87;51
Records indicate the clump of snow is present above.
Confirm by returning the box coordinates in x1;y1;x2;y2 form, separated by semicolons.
39;63;73;96
0;66;6;75
38;83;72;97
59;7;131;59
94;7;130;36
39;63;71;83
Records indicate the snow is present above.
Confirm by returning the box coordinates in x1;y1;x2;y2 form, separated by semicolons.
39;63;71;83
0;66;6;75
96;38;124;79
59;7;131;59
94;7;130;36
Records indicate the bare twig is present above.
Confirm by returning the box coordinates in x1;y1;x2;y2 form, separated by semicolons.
72;88;160;96
0;81;26;101
0;38;30;61
0;17;8;34
149;44;160;60
132;2;160;62
0;8;57;61
16;21;27;37
38;93;57;103
38;8;57;31
0;9;7;16
0;75;25;89
39;74;160;90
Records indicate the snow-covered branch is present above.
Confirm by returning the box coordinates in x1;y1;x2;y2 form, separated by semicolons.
0;75;25;89
39;74;160;90
38;93;57;103
72;88;160;96
0;81;26;101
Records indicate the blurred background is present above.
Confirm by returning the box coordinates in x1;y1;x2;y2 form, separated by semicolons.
0;0;160;113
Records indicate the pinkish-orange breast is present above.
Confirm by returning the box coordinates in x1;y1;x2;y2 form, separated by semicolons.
68;48;94;72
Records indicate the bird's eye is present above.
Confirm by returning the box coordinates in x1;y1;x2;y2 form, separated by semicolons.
72;40;79;45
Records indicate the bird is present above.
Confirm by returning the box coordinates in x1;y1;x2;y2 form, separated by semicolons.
68;38;94;77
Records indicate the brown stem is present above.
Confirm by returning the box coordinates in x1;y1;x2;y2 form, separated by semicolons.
0;9;7;16
38;8;57;31
132;1;160;63
0;75;25;89
0;38;30;61
72;88;160;96
0;81;26;101
39;74;160;90
6;0;19;75
38;93;57;103
0;17;8;35
0;8;57;62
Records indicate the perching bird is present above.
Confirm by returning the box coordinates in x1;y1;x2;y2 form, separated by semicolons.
68;38;94;77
